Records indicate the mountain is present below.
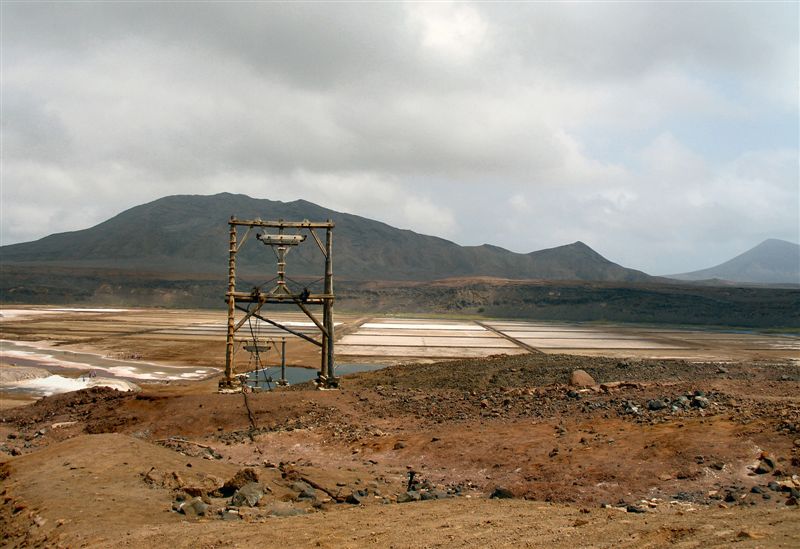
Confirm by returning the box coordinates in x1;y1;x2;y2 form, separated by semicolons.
669;239;800;284
1;193;654;283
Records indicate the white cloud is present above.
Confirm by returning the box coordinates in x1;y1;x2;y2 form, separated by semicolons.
406;2;490;63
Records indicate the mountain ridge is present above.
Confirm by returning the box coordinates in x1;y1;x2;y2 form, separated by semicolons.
669;238;800;284
1;193;653;283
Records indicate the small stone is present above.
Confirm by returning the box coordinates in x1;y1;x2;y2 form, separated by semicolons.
724;491;737;503
298;488;317;500
345;493;363;505
737;530;765;540
230;482;264;507
393;441;406;450
221;510;241;521
179;497;209;517
32;515;46;527
755;460;774;475
691;396;709;409
626;504;646;513
760;454;776;469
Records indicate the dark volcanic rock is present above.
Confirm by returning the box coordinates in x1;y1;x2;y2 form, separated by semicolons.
647;399;667;411
490;486;514;499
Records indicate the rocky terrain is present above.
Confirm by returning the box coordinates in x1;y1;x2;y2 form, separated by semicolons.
1;352;798;547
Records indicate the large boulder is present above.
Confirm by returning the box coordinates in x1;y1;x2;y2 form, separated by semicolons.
569;370;596;387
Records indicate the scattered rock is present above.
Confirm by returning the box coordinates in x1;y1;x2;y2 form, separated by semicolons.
626;504;646;513
230;482;264;507
345;493;363;505
421;489;450;500
179;497;209;517
623;402;640;416
397;491;421;503
647;399;667;411
755;456;775;475
217;468;259;497
221;510;241;521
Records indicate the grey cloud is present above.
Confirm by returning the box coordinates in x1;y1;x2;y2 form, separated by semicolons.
1;2;797;274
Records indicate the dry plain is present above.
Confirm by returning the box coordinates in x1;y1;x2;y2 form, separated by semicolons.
1;306;799;548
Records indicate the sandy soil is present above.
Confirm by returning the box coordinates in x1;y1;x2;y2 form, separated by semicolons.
1;308;799;548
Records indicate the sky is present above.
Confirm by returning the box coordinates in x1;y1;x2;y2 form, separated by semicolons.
1;1;798;275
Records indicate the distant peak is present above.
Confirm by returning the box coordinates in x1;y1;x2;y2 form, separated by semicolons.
757;238;799;247
568;240;591;249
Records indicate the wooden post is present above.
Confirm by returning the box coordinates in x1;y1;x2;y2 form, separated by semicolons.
324;223;336;386
280;337;287;386
223;220;237;387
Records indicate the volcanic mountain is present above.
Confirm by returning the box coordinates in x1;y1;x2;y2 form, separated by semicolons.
669;239;800;285
1;193;654;283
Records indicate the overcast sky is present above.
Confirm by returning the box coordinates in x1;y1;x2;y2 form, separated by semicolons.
2;1;798;274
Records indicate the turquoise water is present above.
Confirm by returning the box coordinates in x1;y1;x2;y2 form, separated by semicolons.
245;363;386;387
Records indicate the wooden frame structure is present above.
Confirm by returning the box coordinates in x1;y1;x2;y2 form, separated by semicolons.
222;216;336;389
